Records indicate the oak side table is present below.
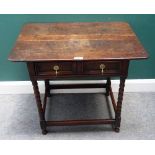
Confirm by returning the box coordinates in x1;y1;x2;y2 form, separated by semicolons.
8;22;148;134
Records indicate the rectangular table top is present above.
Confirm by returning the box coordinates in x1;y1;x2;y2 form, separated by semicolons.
8;22;148;62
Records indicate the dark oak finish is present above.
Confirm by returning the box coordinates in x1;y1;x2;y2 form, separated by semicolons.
46;119;115;126
109;86;117;112
115;77;126;132
8;22;148;134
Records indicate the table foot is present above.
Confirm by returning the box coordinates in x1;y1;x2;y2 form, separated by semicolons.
112;123;120;133
114;127;120;133
42;129;48;135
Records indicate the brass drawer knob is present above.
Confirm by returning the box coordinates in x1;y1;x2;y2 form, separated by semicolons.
53;65;59;76
99;64;106;74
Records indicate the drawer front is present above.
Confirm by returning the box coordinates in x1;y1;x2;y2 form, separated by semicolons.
83;61;121;75
35;61;75;76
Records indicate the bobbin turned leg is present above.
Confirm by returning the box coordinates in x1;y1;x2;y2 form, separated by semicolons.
105;77;111;96
45;80;51;97
31;80;47;135
114;77;126;132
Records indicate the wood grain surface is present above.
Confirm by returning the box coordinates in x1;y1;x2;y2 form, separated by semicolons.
8;22;148;61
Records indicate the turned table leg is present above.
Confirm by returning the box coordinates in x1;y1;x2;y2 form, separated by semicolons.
105;77;111;96
115;77;126;132
45;80;50;97
31;79;47;135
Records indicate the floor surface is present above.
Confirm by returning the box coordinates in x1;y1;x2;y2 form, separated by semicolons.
0;92;155;140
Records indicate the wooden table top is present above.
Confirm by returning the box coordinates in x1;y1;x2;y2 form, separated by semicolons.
8;22;148;61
